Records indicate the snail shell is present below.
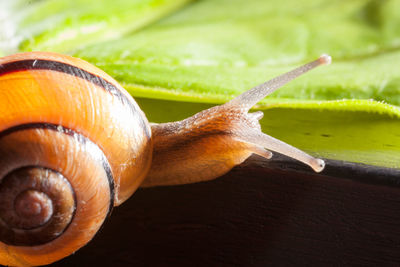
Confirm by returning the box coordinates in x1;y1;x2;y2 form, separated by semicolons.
0;52;152;266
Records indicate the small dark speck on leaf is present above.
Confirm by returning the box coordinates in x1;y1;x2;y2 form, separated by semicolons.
384;144;395;147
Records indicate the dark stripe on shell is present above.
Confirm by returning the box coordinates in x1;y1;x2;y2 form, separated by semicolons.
0;58;151;139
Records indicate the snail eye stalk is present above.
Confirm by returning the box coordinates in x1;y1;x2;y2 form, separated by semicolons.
228;54;332;110
223;54;331;172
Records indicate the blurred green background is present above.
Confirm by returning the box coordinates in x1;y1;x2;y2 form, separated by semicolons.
1;0;400;168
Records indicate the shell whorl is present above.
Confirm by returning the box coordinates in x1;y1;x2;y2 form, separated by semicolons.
0;167;75;246
0;125;114;266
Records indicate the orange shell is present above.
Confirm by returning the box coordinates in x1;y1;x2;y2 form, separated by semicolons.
0;52;153;265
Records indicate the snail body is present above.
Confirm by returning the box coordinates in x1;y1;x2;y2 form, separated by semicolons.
0;52;329;266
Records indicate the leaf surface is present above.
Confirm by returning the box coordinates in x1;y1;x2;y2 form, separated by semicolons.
4;0;400;169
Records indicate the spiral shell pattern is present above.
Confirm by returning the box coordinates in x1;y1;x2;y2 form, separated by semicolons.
0;52;152;266
0;167;75;246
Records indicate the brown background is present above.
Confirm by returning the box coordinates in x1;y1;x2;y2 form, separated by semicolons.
52;155;400;266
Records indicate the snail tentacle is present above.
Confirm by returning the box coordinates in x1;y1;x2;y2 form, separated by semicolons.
227;54;332;110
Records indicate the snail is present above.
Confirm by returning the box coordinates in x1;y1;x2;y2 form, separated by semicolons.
0;51;330;266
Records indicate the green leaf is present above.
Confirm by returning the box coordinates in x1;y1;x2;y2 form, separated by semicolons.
72;0;400;168
74;0;400;105
0;0;193;53
6;0;400;169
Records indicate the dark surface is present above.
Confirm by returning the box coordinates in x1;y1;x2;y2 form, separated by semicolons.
52;155;400;266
